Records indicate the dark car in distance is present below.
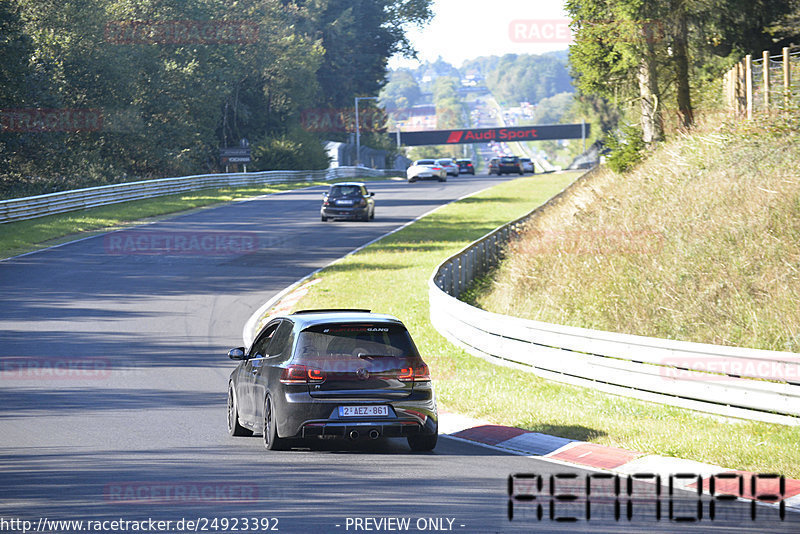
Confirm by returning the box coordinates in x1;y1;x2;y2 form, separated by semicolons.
497;156;524;175
227;309;439;451
456;159;475;175
320;182;375;222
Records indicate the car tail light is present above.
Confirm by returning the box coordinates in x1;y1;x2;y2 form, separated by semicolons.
399;363;430;382
307;367;325;381
358;198;366;207
280;364;325;384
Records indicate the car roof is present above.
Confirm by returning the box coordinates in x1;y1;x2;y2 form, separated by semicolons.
265;310;405;331
329;182;365;187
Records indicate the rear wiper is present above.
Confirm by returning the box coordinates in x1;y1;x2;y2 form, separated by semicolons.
357;353;395;359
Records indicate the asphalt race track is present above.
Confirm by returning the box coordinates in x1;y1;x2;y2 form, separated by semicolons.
0;175;796;533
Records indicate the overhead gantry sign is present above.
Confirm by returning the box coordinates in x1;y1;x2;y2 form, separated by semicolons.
391;123;589;146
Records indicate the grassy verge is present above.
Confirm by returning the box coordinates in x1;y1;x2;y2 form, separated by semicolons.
474;118;800;353
0;176;399;259
282;168;800;478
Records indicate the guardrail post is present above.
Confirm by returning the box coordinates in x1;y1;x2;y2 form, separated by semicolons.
466;249;475;286
763;50;770;113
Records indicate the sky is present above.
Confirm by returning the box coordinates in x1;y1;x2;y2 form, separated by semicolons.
389;0;573;70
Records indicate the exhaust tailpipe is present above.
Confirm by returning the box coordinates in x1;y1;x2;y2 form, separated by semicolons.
368;429;380;440
349;430;360;440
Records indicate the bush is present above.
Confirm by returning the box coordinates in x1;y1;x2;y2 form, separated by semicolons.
252;129;330;171
604;125;646;173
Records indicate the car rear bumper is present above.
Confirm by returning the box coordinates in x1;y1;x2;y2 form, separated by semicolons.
276;388;438;439
321;207;369;219
300;419;431;439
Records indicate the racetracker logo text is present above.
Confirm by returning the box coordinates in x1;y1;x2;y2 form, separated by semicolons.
1;109;103;133
0;357;113;380
104;482;259;504
508;19;573;43
660;357;800;382
104;231;260;256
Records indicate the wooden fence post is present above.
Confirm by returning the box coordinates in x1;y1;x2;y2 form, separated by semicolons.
745;54;753;119
737;61;747;116
784;47;791;109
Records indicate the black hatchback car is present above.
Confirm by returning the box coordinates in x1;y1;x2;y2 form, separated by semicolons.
227;310;438;451
320;182;375;222
456;159;475;175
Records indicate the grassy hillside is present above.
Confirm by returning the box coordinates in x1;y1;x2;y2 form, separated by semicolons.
472;116;800;353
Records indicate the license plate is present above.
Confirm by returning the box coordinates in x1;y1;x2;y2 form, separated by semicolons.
339;405;389;417
337;200;354;205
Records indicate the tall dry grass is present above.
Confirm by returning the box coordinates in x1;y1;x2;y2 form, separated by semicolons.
474;115;800;352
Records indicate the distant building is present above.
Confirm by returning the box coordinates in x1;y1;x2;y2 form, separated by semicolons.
325;141;387;169
391;105;437;132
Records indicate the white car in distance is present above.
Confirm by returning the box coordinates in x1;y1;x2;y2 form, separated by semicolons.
406;160;447;183
434;158;460;177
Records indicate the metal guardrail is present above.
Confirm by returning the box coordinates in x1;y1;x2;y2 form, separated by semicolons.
428;170;800;426
0;167;400;224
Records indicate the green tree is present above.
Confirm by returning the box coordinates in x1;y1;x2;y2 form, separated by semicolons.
566;0;800;148
380;70;422;111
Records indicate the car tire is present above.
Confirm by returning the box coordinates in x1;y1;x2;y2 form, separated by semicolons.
227;383;252;437
408;177;417;183
369;209;375;220
263;394;288;451
408;432;438;452
439;177;447;182
321;215;328;222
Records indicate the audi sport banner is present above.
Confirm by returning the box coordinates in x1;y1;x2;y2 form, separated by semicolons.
393;123;589;146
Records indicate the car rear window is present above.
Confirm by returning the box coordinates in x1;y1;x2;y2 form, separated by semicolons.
330;185;361;197
416;160;435;165
294;323;420;362
501;157;518;163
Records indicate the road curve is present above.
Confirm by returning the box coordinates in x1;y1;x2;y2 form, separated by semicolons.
0;175;794;533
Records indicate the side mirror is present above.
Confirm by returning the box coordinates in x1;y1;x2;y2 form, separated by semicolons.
228;347;246;360
369;192;375;197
